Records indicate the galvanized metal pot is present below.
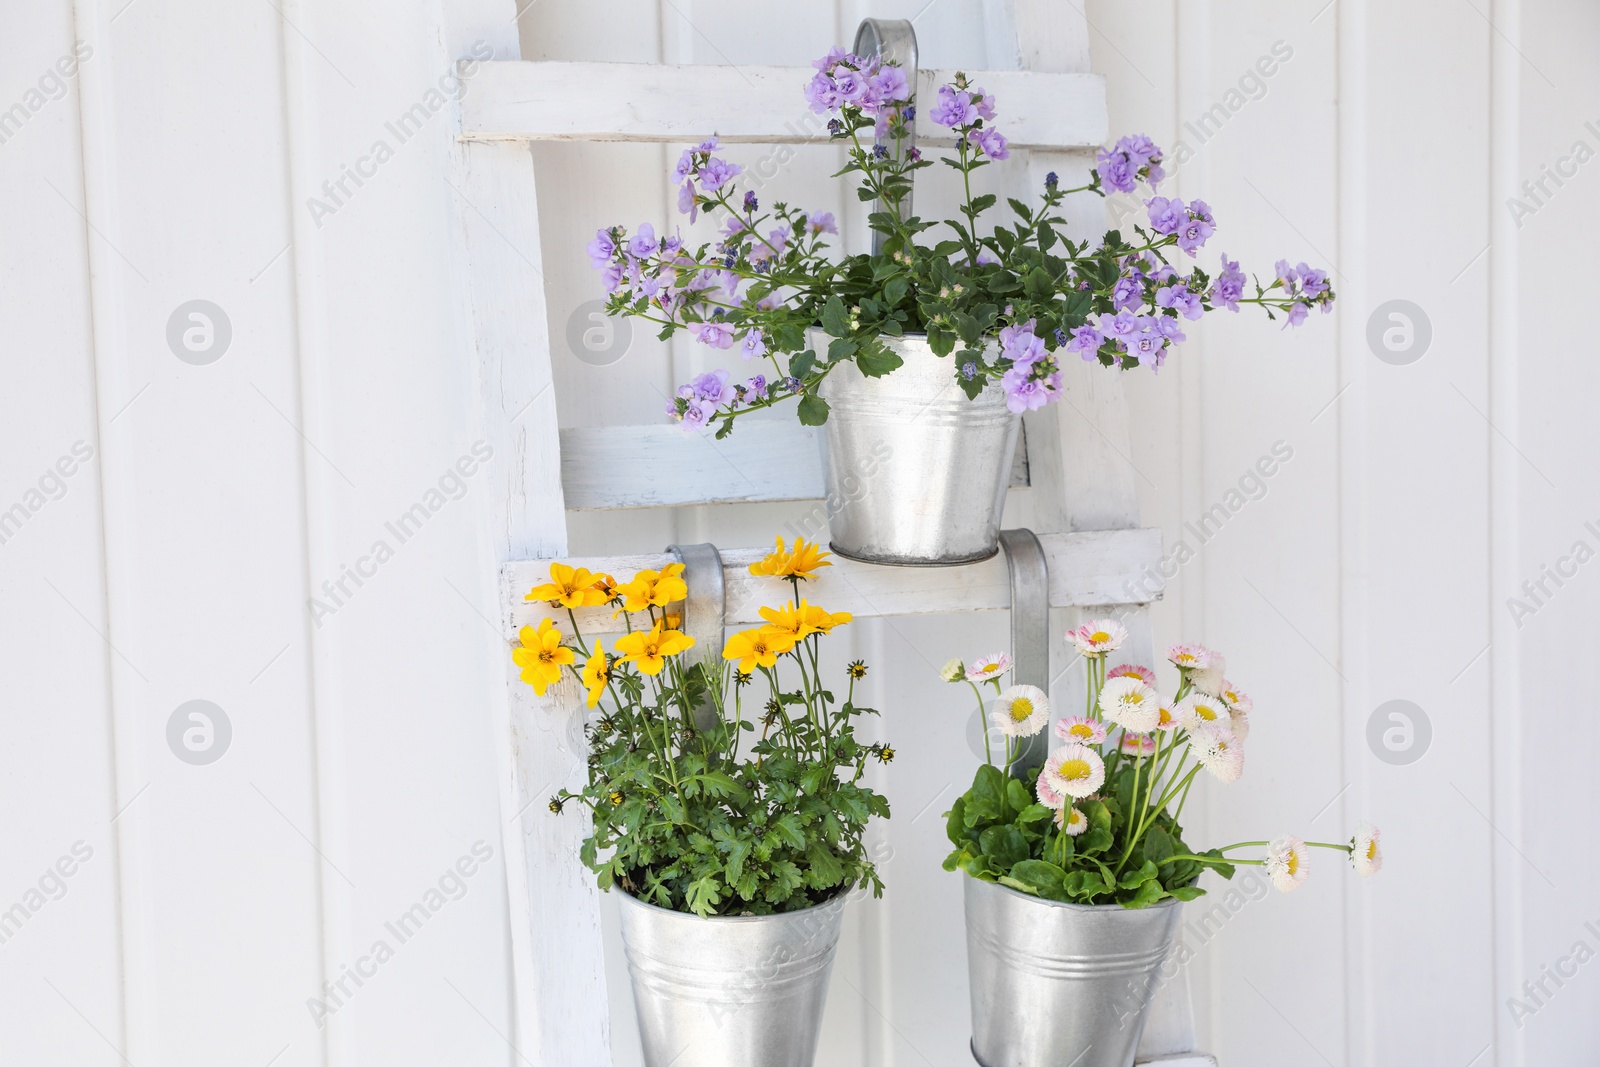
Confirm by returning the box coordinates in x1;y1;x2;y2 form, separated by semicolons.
814;330;1020;566
616;889;845;1067
964;876;1181;1067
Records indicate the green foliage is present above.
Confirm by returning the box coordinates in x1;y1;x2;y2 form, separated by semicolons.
943;759;1223;909
554;600;890;918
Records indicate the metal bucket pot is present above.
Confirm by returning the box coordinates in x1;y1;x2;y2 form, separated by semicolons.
616;890;845;1067
815;330;1020;566
964;876;1181;1067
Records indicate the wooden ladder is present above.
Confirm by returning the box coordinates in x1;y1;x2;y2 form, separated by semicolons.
451;3;1215;1063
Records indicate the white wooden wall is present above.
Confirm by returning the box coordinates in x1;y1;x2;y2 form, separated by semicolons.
3;0;1597;1065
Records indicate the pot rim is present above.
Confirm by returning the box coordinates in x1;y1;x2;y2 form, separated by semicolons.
613;885;849;924
803;325;996;349
964;872;1186;914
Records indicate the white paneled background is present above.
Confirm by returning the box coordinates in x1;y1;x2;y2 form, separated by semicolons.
2;0;1595;1065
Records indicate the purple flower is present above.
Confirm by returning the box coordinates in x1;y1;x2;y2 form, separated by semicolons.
690;368;736;403
805;71;841;113
1284;302;1310;329
740;329;767;361
1145;196;1187;235
679;398;716;431
1067;324;1104;360
807;211;838;235
722;215;750;238
1297;262;1330;298
971;127;1010;160
1155;284;1204;321
1154;315;1186;344
835;68;869;102
672;148;696;184
743;190;759;213
999;319;1046;365
961;361;978;380
1212;254;1246;312
1097;147;1136;193
698;157;743;193
745;374;769;399
1000;364;1061;413
1127;324;1167;366
785;376;804;394
628;223;658;259
748;224;791;263
812;46;848;72
689;321;736;349
1111;272;1145;312
1117;134;1165;186
1098;310;1141;340
1045;171;1059;188
1275;259;1298;289
601;263;625;294
972;88;997;121
930;84;977;128
586;228;615;267
870;65;910;105
678;180;698;222
1176;200;1215;256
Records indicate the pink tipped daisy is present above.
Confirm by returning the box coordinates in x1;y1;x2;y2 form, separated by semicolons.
1153;696;1180;732
990;684;1050;737
1119;733;1157;758
1059;806;1089;835
1190;653;1227;696
1036;773;1067;810
1351;824;1382;877
1217;679;1253;713
1043;744;1107;799
1191;722;1244;783
968;652;1012;682
1069;618;1129;656
1166;643;1214;671
1054;715;1108;746
1228;707;1251;741
1266;836;1309;892
1108;663;1158;686
1174;693;1229;733
1099;676;1161;732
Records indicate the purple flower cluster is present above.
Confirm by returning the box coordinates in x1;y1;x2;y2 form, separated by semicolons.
804;49;911;117
1273;260;1333;328
1096;134;1165;193
666;368;796;432
1144;196;1215;256
671;136;744;223
997;320;1062;413
1210;254;1248;312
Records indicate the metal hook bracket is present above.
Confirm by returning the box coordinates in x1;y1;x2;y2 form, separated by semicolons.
665;542;726;731
998;528;1050;777
853;17;919;255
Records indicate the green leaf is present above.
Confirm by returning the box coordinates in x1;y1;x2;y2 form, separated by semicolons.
1004;778;1033;819
854;342;904;378
821;296;851;338
827;337;858;362
797;395;831;426
1142;826;1176;865
1005;859;1067;898
882;276;909;306
927;326;956;356
803;841;847;890
1123;878;1169;909
970;193;997;215
1170;886;1206;902
1078;826;1114;855
1118;860;1160;890
771;812;806;850
978;824;1029;869
788;349;817;379
1023;267;1055;303
685;876;722;917
1007;197;1034;222
945;797;968;847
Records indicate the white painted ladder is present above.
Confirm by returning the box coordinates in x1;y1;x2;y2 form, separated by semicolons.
451;3;1215;1063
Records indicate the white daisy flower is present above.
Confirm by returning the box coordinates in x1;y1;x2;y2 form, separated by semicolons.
1153;696;1180;732
1190;722;1244;783
1166;643;1214;671
990;684;1050;737
1054;715;1107;745
1043;743;1107;799
1119;733;1157;758
1098;676;1161;732
1068;618;1129;655
1266;836;1309;892
1060;806;1089;835
968;653;1012;681
1036;773;1067;810
1351;824;1382;877
1174;693;1229;733
1107;664;1158;686
1228;707;1251;741
1218;679;1253;713
1190;653;1227;697
939;658;966;683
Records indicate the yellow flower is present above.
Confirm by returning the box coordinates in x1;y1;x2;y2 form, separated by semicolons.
615;562;689;613
513;618;575;695
526;562;613;609
613;621;694;676
721;627;798;673
748;536;832;581
580;645;610;708
758;599;852;640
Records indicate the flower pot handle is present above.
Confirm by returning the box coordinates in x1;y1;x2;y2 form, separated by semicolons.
666;541;726;731
998;528;1050;778
852;17;918;255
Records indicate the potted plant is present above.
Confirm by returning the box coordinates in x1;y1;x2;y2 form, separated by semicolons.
586;49;1336;565
515;539;892;1067
940;626;1382;1067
